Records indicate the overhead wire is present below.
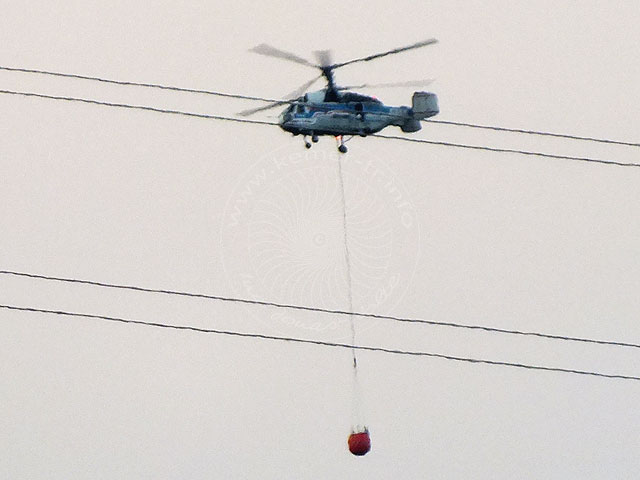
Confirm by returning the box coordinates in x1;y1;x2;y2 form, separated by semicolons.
1;88;639;168
2;269;639;350
2;69;638;383
425;119;640;148
372;133;640;168
2;304;638;382
1;69;638;383
0;88;278;126
2;64;639;148
0;65;284;105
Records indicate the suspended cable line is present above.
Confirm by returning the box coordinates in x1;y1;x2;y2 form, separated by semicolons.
425;119;640;148
3;64;639;148
0;65;283;104
336;154;358;368
373;133;640;168
0;88;278;126
2;304;638;382
1;88;638;168
2;270;639;350
336;153;365;429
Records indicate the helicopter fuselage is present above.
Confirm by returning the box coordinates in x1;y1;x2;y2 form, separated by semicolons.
279;90;438;142
279;101;407;137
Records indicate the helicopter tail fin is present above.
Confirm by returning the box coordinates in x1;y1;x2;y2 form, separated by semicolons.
411;92;439;119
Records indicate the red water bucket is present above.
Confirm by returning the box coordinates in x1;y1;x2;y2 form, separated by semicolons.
348;430;371;456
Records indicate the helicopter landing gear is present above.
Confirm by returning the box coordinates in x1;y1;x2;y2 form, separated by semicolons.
303;135;312;149
311;134;319;143
336;135;348;153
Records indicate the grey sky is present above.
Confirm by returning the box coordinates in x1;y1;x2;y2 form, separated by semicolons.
1;1;639;478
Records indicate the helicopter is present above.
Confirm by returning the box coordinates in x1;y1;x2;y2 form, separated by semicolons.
240;39;440;153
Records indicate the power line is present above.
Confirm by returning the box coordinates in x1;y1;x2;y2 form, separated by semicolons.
2;269;639;350
373;133;640;168
2;88;639;168
3;64;639;148
425;119;640;148
0;65;283;105
0;66;397;120
2;304;638;382
0;89;278;126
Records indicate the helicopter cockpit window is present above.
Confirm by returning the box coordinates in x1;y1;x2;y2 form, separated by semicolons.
295;104;306;114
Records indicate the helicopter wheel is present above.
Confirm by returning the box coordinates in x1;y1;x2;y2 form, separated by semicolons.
305;142;312;149
311;135;319;143
336;135;348;153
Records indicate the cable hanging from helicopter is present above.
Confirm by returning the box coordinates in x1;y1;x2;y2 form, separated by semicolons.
239;38;440;153
243;39;440;454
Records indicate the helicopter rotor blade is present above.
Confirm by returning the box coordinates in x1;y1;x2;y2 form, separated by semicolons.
331;38;438;69
244;39;438;116
238;100;289;117
338;78;434;90
238;75;322;117
249;43;317;68
284;74;322;100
